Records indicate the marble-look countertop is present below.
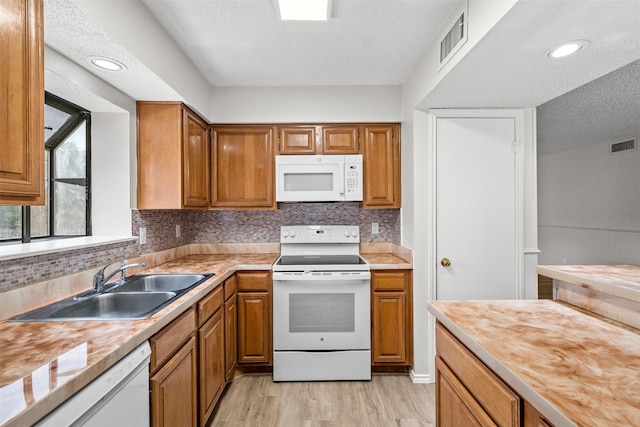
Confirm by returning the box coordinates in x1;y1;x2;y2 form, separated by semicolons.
428;300;640;427
361;253;412;269
537;265;640;303
0;253;278;427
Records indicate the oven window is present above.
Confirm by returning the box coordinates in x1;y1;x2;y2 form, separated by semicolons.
283;173;333;192
289;293;354;333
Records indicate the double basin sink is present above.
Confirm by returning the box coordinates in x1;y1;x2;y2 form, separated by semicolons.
11;273;213;322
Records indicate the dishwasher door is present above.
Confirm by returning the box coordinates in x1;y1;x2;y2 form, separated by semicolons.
36;341;151;427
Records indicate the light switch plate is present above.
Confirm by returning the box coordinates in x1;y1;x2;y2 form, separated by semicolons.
139;227;147;245
176;224;181;238
371;222;379;234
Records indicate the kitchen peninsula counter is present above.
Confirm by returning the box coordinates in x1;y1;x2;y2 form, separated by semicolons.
0;253;278;427
537;264;640;329
428;299;640;427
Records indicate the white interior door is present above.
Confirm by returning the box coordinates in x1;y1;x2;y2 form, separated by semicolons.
435;113;522;300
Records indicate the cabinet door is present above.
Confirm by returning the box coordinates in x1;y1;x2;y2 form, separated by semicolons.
372;291;406;364
237;292;271;365
0;0;44;205
321;125;360;154
182;109;209;208
199;309;225;426
371;270;412;366
211;126;276;208
524;401;554;427
436;356;497;427
278;125;317;154
151;336;198;427
362;124;400;208
224;294;238;381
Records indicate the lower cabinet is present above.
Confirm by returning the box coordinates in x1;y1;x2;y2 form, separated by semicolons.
237;271;272;365
371;270;413;367
224;275;238;380
150;308;198;427
435;322;554;427
197;284;225;426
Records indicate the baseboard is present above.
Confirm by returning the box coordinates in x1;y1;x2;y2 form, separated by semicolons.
409;369;433;384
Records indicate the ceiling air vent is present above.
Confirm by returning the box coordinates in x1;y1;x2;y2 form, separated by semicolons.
610;138;636;154
440;12;466;65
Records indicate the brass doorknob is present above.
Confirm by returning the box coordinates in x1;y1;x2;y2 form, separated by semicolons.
440;258;451;267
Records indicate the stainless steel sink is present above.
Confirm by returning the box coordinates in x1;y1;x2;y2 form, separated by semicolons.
110;274;208;293
48;292;177;320
10;273;213;322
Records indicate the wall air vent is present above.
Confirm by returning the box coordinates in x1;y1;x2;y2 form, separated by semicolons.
610;138;636;154
440;12;466;65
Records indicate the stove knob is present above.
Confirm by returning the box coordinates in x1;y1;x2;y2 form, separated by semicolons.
290;231;296;237
344;230;350;237
283;230;289;237
351;230;358;237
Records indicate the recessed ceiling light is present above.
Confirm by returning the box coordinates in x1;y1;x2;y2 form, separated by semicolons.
87;56;127;72
277;0;331;21
546;40;590;59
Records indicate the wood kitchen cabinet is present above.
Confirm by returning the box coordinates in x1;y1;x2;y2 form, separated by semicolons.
237;271;272;365
211;125;276;209
371;270;413;367
224;275;238;381
198;286;225;426
362;124;401;208
0;0;44;205
276;124;360;155
137;102;210;209
150;308;198;427
435;323;522;427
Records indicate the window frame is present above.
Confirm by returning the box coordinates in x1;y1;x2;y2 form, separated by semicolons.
3;93;92;243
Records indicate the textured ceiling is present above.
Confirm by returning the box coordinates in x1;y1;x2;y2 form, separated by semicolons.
141;0;456;86
43;0;640;157
537;59;640;157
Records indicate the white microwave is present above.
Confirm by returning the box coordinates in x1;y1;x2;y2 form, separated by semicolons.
276;155;363;202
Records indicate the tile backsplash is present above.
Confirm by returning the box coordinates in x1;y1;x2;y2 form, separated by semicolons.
1;203;399;292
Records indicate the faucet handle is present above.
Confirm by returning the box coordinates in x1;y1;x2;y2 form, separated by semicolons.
121;259;128;267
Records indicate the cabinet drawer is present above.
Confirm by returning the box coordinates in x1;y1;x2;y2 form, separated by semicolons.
224;275;237;301
436;323;520;427
150;307;196;373
372;270;408;291
237;271;271;292
198;285;224;326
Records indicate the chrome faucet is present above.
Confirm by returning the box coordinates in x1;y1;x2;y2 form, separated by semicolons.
94;259;147;293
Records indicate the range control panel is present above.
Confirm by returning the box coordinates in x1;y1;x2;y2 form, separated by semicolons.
280;225;360;243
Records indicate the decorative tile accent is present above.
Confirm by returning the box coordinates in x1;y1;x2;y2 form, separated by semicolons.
0;205;399;292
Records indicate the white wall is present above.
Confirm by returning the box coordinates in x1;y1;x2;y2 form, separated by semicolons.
211;86;401;123
538;139;640;265
91;113;132;236
401;0;522;383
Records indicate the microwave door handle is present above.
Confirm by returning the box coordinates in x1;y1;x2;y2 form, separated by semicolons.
338;163;345;194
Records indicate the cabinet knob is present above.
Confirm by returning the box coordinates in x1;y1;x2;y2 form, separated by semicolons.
440;258;451;267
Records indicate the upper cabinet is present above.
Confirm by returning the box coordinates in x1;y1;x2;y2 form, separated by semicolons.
211;125;276;209
277;124;360;155
0;0;44;206
362;124;401;208
137;102;210;209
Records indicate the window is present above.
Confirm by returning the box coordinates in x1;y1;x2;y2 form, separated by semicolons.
0;93;91;243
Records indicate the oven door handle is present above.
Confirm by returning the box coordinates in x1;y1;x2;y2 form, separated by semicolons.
272;271;371;281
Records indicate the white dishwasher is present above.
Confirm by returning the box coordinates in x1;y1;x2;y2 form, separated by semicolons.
36;341;151;427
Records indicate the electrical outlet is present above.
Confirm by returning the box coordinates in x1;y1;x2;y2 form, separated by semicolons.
371;222;379;234
176;224;181;238
139;227;147;245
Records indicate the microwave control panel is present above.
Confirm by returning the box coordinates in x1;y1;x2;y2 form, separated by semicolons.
344;157;363;200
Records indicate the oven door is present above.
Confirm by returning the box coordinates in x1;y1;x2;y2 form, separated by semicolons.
273;271;370;351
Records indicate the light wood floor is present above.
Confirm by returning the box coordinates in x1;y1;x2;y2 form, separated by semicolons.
208;374;436;427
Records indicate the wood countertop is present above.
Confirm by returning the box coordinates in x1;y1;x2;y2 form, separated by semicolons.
0;253;278;427
428;299;640;427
